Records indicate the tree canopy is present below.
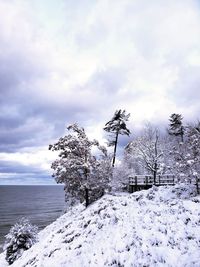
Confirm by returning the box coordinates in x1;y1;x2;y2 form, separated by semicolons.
168;113;184;142
49;124;111;207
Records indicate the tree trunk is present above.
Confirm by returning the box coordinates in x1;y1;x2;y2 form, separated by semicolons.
181;132;184;142
153;132;158;185
153;164;157;185
112;130;119;167
85;187;89;207
84;153;89;207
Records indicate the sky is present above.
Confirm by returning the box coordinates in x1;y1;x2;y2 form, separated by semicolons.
0;0;200;185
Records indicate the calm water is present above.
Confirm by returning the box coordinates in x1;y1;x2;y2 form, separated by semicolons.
0;185;65;252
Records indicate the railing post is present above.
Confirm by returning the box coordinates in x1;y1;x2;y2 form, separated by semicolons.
135;176;138;191
196;177;199;194
85;187;89;207
129;177;134;193
145;176;148;186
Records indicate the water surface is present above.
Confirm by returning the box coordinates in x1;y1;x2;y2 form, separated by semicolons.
0;185;65;252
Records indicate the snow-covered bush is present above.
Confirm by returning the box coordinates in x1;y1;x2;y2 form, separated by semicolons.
111;161;130;192
135;183;198;204
3;218;38;265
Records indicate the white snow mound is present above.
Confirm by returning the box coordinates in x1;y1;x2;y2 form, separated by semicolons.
0;184;200;267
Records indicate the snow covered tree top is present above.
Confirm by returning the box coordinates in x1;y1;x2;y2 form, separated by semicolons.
168;113;184;139
104;109;130;136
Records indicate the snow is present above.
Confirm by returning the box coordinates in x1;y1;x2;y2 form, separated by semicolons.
0;184;200;267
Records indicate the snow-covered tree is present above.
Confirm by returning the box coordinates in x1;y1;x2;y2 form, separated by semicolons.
4;218;38;265
170;122;200;182
111;160;130;192
89;149;112;202
125;124;164;184
168;113;184;142
49;123;111;207
104;109;130;167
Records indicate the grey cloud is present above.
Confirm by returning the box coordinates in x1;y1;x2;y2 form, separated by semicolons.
13;67;131;142
86;68;126;94
0;117;55;152
0;174;55;185
0;111;24;130
0;159;53;185
170;66;200;105
0;51;42;97
0;160;42;174
0;42;55;152
166;66;200;122
75;68;143;115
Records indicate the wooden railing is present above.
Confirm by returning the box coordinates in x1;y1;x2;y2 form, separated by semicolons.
129;174;175;193
129;175;200;193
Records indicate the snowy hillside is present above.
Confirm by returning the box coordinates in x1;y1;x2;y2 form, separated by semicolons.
0;184;200;267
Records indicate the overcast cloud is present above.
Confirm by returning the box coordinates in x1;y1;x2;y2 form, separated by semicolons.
0;0;200;184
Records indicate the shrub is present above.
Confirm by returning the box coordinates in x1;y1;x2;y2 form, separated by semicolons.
3;218;38;265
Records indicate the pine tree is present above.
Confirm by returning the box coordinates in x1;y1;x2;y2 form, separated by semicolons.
104;110;130;167
168;113;184;142
49;123;111;207
3;218;38;265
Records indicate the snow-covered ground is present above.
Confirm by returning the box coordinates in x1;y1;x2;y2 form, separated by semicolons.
0;184;200;267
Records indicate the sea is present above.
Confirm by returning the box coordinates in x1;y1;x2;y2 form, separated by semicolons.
0;185;65;252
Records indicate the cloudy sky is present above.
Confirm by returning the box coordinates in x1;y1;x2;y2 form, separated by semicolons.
0;0;200;185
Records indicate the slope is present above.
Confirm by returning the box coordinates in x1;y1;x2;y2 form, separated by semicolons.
0;184;200;267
